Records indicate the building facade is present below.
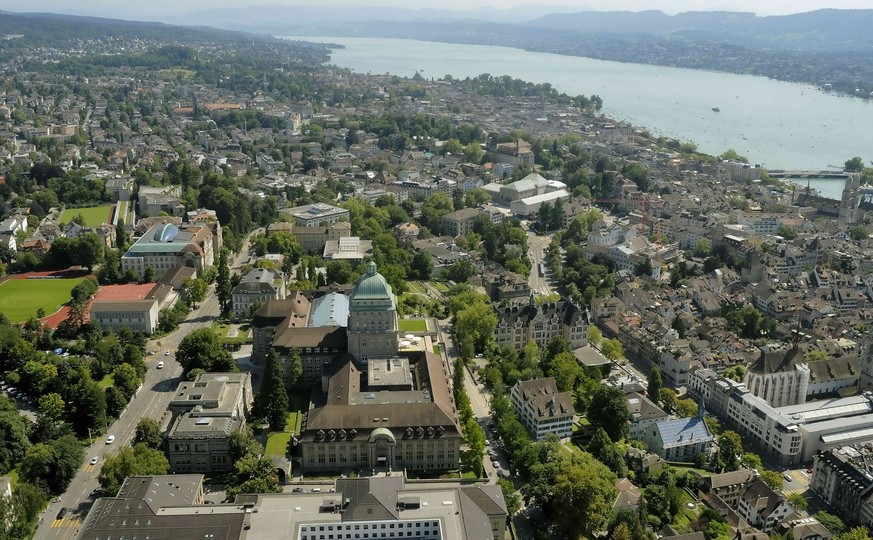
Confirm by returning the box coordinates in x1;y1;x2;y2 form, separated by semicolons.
231;267;286;319
347;262;399;365
495;299;587;351
121;221;220;276
510;378;575;440
166;373;253;474
287;203;350;227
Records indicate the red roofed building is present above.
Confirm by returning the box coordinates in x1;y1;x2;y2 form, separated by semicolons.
89;283;174;334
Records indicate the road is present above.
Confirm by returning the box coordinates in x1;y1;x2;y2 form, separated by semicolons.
526;231;554;296
34;232;257;540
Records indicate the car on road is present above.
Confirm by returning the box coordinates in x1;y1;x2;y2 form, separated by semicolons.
157;361;165;369
164;350;170;356
90;456;99;465
105;435;116;444
311;488;321;493
783;473;793;481
492;460;500;468
57;508;67;519
292;488;304;492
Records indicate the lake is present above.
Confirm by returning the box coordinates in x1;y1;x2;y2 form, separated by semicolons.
292;36;873;172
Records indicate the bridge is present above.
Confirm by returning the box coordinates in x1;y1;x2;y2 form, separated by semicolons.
767;170;848;179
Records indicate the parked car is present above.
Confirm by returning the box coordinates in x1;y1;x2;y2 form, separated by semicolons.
164;350;170;356
492;460;500;468
311;488;321;493
157;361;165;369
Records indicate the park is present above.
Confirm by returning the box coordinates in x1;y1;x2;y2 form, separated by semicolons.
58;205;113;227
0;277;86;323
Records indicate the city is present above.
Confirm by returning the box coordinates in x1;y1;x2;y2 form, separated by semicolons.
0;5;872;540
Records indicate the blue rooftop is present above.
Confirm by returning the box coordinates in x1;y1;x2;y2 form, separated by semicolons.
308;292;349;327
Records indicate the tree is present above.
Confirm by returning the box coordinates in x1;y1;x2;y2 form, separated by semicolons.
587;427;627;477
610;523;632;540
551;454;618;537
35;392;66;437
587;325;602;347
20;434;84;494
760;470;784;491
776;226;797;240
0;409;32;474
717;430;743;471
787;492;809;512
183;277;208;308
497;478;521;516
445;258;475;283
217;247;232;313
648;367;662;401
99;443;169;496
325;260;354;285
254;349;289;431
740;452;762;471
461;416;486;477
601;338;624;363
675;398;698;418
814;511;846;535
0;481;46;538
410;250;433;280
848;225;869;241
176;328;236;375
229;429;264;463
836;528;872;540
112;363;140;400
134;418;163;449
845;156;865;172
588;386;629;442
224;453;281;501
453;302;497;358
284;347;303;389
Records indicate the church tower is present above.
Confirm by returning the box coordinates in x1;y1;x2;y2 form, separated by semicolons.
839;173;862;227
347;262;399;367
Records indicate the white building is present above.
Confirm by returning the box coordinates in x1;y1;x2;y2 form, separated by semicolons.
510;378;575;440
287;203;350;227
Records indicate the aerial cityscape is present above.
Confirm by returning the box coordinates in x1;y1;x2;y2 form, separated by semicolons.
0;3;873;540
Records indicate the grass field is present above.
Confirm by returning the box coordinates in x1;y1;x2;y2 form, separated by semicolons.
399;319;427;332
0;278;84;323
59;205;113;227
265;431;291;457
158;68;196;79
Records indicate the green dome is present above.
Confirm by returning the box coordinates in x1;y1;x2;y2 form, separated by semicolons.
351;262;393;301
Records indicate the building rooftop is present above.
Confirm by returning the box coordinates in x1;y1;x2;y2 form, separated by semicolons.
655;416;713;446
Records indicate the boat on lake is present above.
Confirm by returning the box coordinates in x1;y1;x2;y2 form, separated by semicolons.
712;106;720;112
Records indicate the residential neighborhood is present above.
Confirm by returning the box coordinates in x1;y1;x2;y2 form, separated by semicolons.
0;9;872;540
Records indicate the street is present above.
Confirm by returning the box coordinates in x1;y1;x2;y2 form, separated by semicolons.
33;233;255;540
526;231;554;296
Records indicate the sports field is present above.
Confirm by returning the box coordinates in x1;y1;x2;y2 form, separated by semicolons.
59;205;113;227
0;278;85;323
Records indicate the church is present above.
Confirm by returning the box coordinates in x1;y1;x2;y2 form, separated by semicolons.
290;262;463;473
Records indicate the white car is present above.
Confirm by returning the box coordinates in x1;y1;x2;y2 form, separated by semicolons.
783;473;793;482
105;435;115;445
164;350;170;356
157;361;165;369
90;456;99;465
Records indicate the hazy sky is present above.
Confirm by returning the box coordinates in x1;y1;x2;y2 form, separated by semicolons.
3;0;872;18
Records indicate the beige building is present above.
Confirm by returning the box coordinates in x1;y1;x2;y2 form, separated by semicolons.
347;262;399;365
121;220;221;276
166;373;253;474
77;475;507;540
510;378;575;440
231;267;286;319
297;354;462;473
268;221;351;253
440;208;483;237
287;203;349;227
495;299;587;351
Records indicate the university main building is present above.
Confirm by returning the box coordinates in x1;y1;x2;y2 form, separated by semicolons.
282;263;462;473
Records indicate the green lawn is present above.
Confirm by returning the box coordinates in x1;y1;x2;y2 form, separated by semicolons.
0;278;85;323
432;282;449;292
265;431;291;457
59;205;113;227
97;374;114;389
432;345;441;354
399;319;427;332
407;282;427;294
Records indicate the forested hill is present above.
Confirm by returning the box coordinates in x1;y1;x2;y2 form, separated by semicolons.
527;9;873;53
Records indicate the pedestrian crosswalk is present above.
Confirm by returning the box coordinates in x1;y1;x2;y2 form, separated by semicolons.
51;516;80;528
83;463;98;473
784;487;807;497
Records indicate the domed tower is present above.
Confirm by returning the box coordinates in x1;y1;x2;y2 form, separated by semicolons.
347;262;398;367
